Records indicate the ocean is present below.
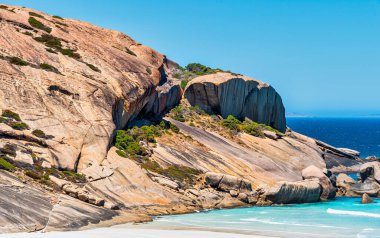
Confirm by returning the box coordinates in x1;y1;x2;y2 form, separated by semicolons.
287;117;380;158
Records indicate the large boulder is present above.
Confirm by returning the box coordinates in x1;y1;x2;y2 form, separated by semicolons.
347;178;380;197
361;193;373;204
302;165;336;200
360;162;380;183
263;179;322;204
336;173;356;190
184;72;286;132
204;172;252;193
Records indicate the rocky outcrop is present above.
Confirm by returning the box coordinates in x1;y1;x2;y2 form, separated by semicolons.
302;165;336;200
262;179;321;204
338;148;360;157
361;193;373;204
184;72;286;132
336;173;356;190
360;162;380;183
0;6;181;173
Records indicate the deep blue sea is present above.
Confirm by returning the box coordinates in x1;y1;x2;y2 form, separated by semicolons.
287;117;380;158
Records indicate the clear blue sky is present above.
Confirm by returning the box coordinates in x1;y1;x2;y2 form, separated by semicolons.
3;0;380;116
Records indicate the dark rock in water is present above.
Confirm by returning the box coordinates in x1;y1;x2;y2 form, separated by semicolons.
361;193;373;204
360;162;380;183
347;179;380;197
184;72;286;132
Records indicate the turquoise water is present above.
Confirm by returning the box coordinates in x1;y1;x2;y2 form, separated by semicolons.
149;197;380;238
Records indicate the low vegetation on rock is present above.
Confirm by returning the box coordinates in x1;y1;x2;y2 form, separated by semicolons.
0;157;16;172
40;63;58;72
28;17;52;33
32;129;46;138
125;47;137;56
86;63;101;72
34;34;80;59
115;121;199;184
0;5;15;13
29;12;45;19
9;56;29;66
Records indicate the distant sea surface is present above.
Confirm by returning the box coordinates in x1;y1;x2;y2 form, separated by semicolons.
287;117;380;158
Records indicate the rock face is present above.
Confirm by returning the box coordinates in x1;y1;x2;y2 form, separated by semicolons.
302;165;336;200
0;6;181;172
263;179;321;204
361;193;373;204
360;162;380;183
184;72;286;132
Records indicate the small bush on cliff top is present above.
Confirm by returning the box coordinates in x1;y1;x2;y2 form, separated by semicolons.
29;12;45;19
53;15;64;20
219;115;279;138
34;34;62;48
28;17;52;33
186;63;218;76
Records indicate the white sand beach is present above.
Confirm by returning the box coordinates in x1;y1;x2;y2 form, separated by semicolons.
0;227;276;238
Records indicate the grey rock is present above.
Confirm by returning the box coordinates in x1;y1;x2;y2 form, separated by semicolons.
336;173;356;190
302;165;336;200
360;162;380;183
338;148;360;157
348;178;380;197
264;179;322;204
184;73;286;132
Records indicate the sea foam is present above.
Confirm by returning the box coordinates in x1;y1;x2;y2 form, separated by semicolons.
327;209;380;218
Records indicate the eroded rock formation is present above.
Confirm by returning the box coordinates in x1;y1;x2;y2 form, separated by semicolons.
184;72;286;132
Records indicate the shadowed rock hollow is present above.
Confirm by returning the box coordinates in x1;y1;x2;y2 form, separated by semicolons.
184;72;286;132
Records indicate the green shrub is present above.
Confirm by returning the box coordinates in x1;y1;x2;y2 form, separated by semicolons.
86;63;100;72
174;73;181;79
0;5;8;9
9;57;29;66
220;115;241;131
10;122;29;130
23;31;34;36
126;48;136;56
170;123;180;133
59;48;80;59
186;63;217;75
34;34;62;48
53;15;64;20
2;110;21;121
46;48;57;54
1;144;17;157
28;17;52;33
146;68;152;75
141;159;163;173
115;130;134;150
29;12;45;19
40;63;57;72
180;80;187;89
241;121;264;137
170;106;186;122
25;170;42;180
32;129;46;138
62;170;86;182
163;165;201;183
0;158;15;172
116;150;127;158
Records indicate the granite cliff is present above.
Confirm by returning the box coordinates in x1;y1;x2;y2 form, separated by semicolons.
0;5;364;234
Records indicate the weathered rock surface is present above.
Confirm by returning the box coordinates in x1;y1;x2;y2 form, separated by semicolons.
0;6;181;172
338;148;360;157
263;179;321;204
361;193;373;204
347;179;380;197
336;173;356;190
184;72;286;132
360;162;380;183
204;172;252;193
302;165;336;200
